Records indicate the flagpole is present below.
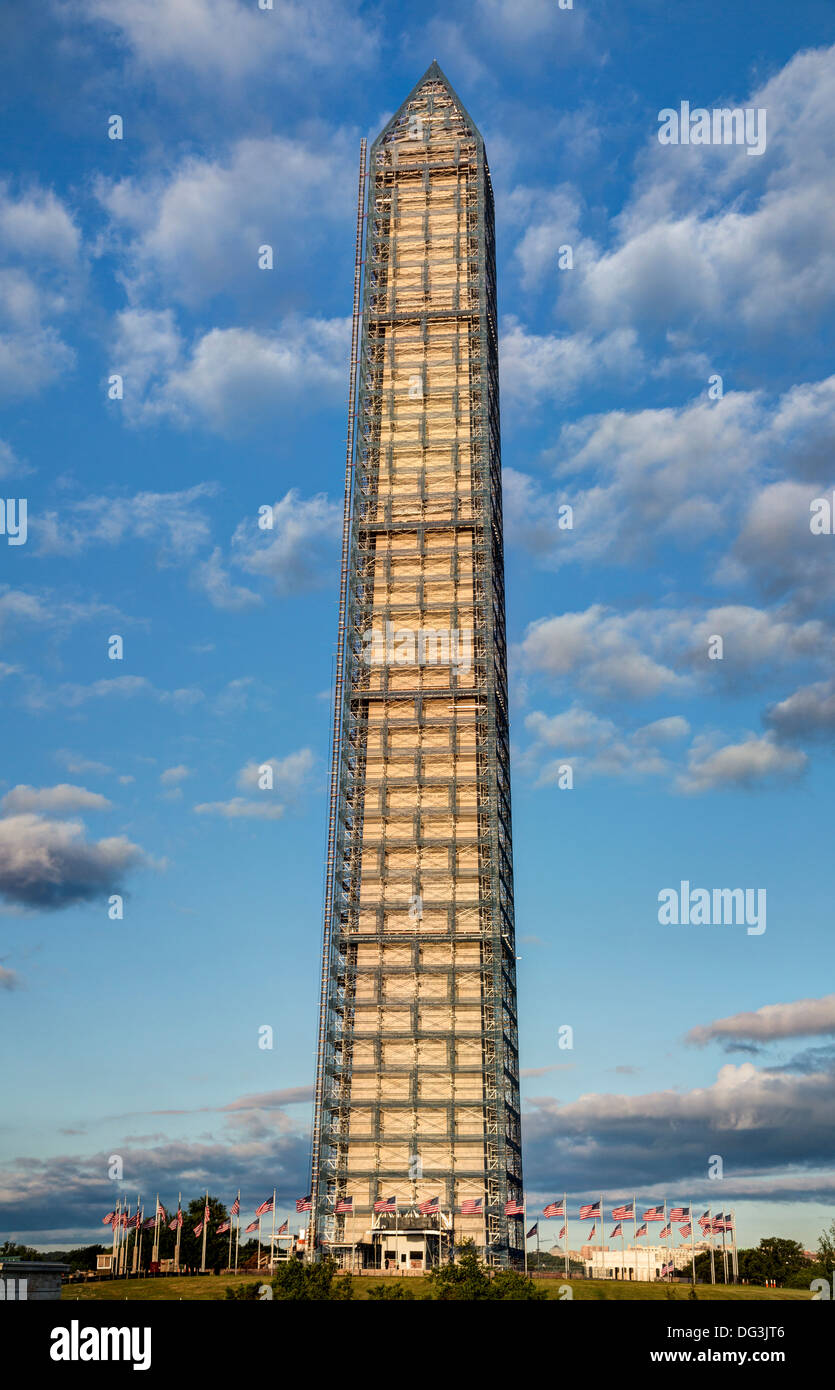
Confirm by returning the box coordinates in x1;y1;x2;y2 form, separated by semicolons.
111;1198;119;1275
523;1194;528;1276
270;1187;276;1274
731;1209;738;1283
563;1192;568;1281
228;1198;233;1272
200;1189;208;1273
721;1214;728;1284
132;1195;141;1274
174;1192;182;1273
665;1199;670;1281
708;1207;716;1284
600;1193;604;1279
257;1215;262;1272
689;1197;695;1285
633;1193;638;1284
235;1192;240;1273
137;1203;144;1274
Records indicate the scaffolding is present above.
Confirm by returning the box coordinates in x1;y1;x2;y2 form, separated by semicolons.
310;62;523;1270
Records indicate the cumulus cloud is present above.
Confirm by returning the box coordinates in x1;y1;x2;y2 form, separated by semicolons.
192;548;261;612
159;766;191;786
518;605;686;699
523;705;690;783
232;490;340;595
518;602;831;702
97;132;358;308
676;732;807;794
36;483;218;560
0;813;146;910
1;784;112;815
76;0;378;84
524;1056;835;1193
236;748;314;795
548;46;835;359
765;679;835;741
687;995;835;1048
112;311;350;430
0;182;81;400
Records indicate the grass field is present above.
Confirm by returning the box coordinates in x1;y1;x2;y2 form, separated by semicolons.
62;1274;811;1302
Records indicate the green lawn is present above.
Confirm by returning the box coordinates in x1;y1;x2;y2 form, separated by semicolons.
63;1274;810;1302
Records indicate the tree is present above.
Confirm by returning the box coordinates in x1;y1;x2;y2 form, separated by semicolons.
175;1196;231;1272
428;1243;493;1300
427;1241;546;1301
270;1258;353;1300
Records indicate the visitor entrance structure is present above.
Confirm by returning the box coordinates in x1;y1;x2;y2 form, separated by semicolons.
310;62;523;1271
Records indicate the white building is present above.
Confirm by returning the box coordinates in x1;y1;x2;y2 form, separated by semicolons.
584;1244;708;1280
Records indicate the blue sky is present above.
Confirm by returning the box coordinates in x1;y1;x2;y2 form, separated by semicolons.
1;0;834;1253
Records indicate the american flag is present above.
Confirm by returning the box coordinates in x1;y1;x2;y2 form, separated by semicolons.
698;1210;711;1229
277;1220;288;1235
679;1224;692;1238
336;1196;353;1214
611;1203;634;1220
203;1201;210;1223
418;1196;439;1215
374;1196;397;1213
505;1199;524;1216
296;1195;312;1213
642;1205;665;1222
543;1200;564;1218
579;1201;600;1219
610;1223;623;1239
245;1219;259;1233
231;1195;240;1216
635;1223;647;1238
193;1221;204;1237
216;1221;230;1235
526;1223;538;1239
659;1223;671;1238
461;1198;482;1216
156;1199;166;1217
558;1225;566;1239
102;1211;116;1225
142;1217;156;1231
128;1212;141;1229
587;1224;596;1239
255;1196;274;1217
168;1216;179;1231
718;1213;732;1231
669;1206;689;1221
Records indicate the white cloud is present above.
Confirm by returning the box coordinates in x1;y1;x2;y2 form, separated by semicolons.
36;482;218;559
687;995;835;1047
98;133;358;308
76;0;378;83
0;813;146;910
192;548;261;612
236;748;314;794
232;490;340;595
676;732;807;794
112;312;350;430
765;679;835;741
1;784;112;815
523;704;689;783
159;766;192;786
0;183;82;400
